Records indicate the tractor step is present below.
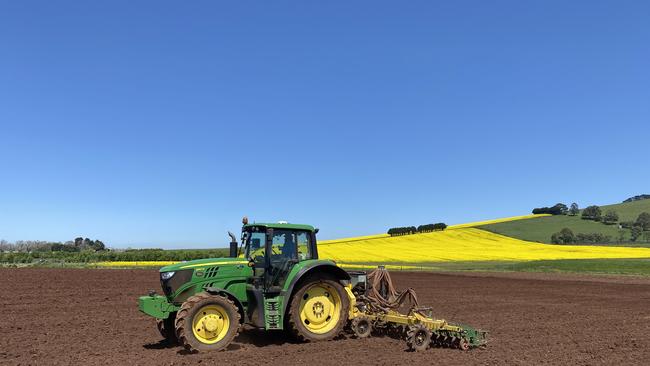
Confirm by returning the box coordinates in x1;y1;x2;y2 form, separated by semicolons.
264;297;282;330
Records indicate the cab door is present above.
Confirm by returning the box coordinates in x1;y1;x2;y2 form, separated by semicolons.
264;229;300;293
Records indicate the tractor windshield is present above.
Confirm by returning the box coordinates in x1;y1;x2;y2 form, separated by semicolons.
244;229;266;262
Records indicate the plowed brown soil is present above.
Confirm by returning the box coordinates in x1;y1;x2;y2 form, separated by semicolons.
1;268;649;365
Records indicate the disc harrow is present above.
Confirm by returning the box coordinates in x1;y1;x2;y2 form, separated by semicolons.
348;266;488;352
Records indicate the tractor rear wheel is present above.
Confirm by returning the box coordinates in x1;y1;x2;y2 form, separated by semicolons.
288;277;349;342
175;292;240;352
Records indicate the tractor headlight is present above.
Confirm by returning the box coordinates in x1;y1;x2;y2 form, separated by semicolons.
160;271;175;281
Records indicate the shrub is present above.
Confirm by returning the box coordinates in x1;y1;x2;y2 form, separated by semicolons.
575;233;612;244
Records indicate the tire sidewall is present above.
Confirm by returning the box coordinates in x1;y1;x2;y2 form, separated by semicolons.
179;295;239;352
290;278;349;341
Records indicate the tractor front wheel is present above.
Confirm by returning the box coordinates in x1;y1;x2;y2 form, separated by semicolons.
175;292;240;352
288;277;349;342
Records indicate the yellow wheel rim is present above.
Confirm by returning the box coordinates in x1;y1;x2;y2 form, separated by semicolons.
192;304;230;344
298;283;341;334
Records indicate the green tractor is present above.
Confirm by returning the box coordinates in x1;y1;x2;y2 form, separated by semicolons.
138;218;354;352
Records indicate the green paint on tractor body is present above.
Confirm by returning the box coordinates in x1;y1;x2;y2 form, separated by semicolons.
138;222;349;331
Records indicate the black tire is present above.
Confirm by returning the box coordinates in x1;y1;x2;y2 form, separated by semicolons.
288;277;349;342
175;292;240;352
156;312;177;344
407;324;432;351
351;316;372;338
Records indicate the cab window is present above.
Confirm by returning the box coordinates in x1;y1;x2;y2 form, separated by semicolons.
271;230;297;261
296;231;313;260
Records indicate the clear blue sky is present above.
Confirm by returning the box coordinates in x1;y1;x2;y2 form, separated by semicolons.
1;1;648;248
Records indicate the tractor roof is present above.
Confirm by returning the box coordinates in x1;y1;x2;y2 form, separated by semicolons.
244;222;316;231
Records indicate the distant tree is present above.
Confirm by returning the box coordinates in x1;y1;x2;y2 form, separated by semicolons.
568;203;580;216
388;226;417;236
554;203;569;215
533;203;568;215
433;223;447;231
92;240;106;251
603;210;619;225
0;239;11;252
581;205;602;221
74;237;83;248
51;243;65;251
631;226;643;242
82;238;93;249
618;229;626;243
644;231;650;243
635;212;650;231
551;228;575;244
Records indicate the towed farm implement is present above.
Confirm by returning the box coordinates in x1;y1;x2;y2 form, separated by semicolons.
138;219;487;352
349;267;487;351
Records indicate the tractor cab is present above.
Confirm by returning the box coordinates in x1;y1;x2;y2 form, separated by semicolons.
241;221;318;293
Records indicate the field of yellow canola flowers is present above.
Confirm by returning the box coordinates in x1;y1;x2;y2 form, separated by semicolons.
318;214;549;245
318;227;650;264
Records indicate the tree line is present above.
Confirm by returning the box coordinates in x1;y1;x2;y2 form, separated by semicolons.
0;248;230;264
623;194;650;203
551;227;650;244
387;223;447;236
0;237;105;253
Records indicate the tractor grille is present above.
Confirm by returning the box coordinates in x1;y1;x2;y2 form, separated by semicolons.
204;266;219;278
161;269;193;298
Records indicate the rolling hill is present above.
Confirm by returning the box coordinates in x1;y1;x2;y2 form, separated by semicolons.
318;214;650;266
479;199;650;244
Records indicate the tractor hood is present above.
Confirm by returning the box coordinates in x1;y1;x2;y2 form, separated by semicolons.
159;257;248;273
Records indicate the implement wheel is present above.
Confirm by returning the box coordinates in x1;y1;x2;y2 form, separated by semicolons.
288;277;349;342
351;316;372;338
156;312;177;344
407;324;431;352
175;292;240;352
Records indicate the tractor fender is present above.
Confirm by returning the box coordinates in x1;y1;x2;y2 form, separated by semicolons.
281;262;351;316
204;287;246;324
